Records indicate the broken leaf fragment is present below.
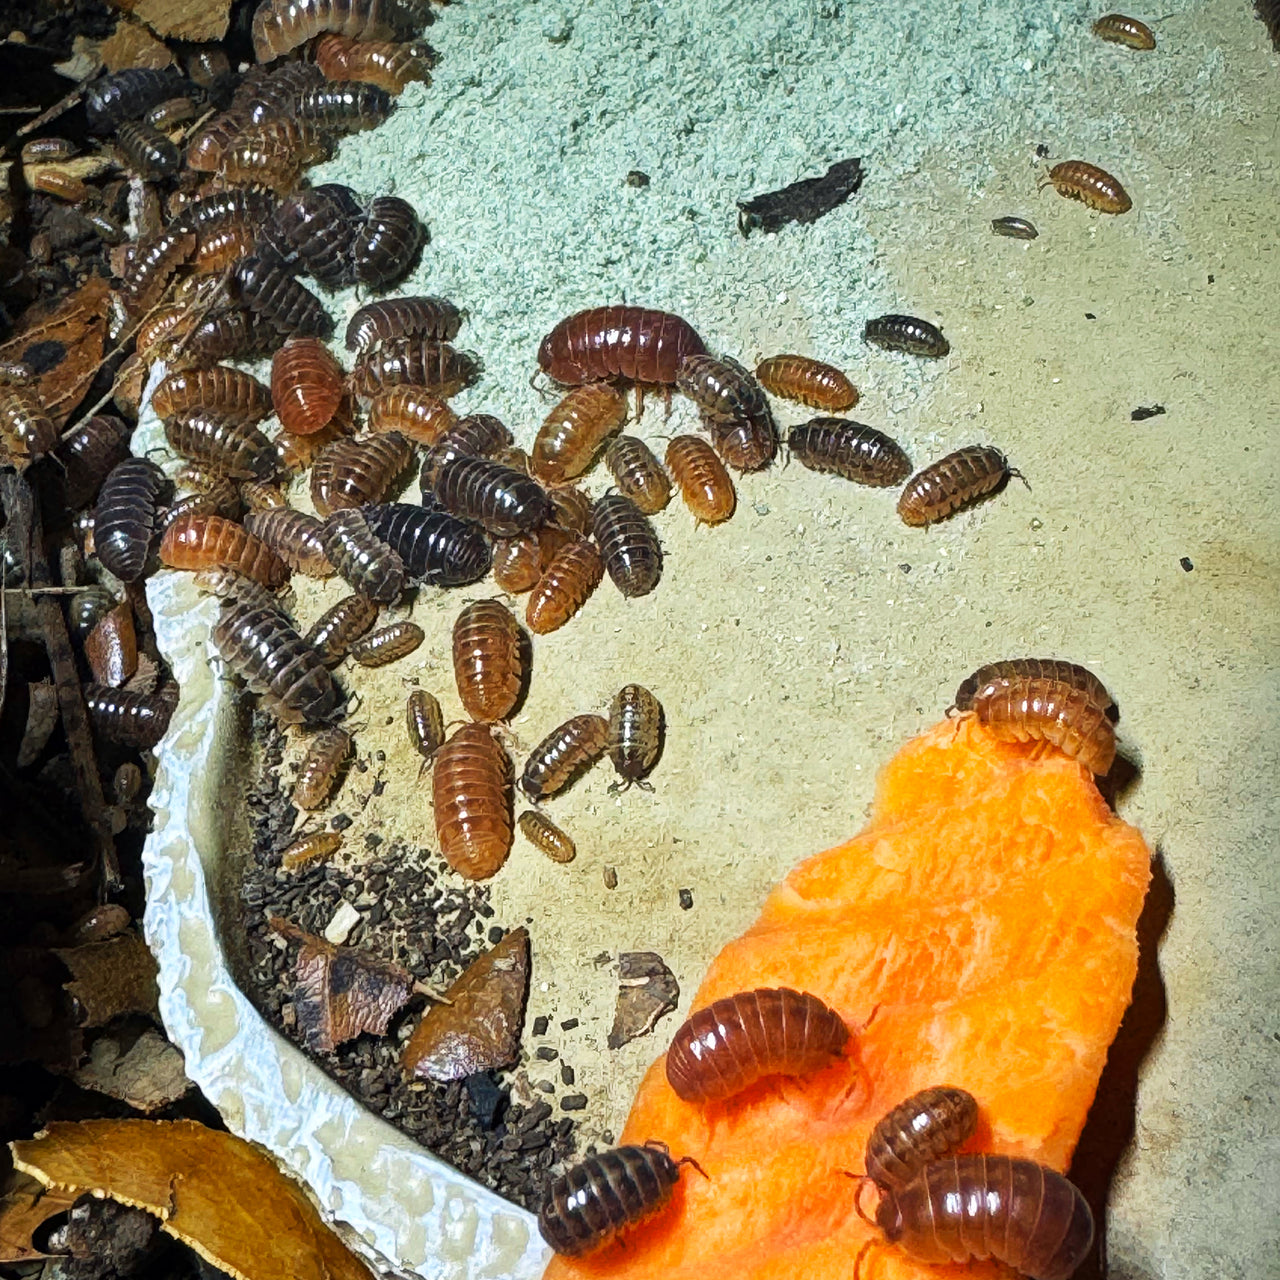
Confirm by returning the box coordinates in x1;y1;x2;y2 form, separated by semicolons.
401;927;529;1082
70;1027;191;1113
607;951;679;1050
270;916;411;1054
11;1119;373;1280
54;932;159;1027
0;1172;77;1263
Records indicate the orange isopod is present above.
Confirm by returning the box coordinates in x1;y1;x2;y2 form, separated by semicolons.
755;354;859;411
525;539;604;635
432;722;513;880
152;366;272;425
970;674;1118;775
159;513;290;588
271;338;346;435
1044;160;1132;214
452;599;524;722
1092;13;1156;49
368;385;457;445
530;383;628;485
665;435;735;525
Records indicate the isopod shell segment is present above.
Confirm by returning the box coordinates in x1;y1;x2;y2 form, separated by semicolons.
788;418;912;488
537;305;706;387
520;713;610;801
159;513;290;589
897;444;1014;527
755;353;859;411
664;986;850;1104
271;339;345;435
665;435;735;525
452;600;525;722
607;683;663;789
531;383;628;485
970;675;1118;776
525;539;604;635
1046;160;1132;214
518;810;576;863
432;722;513;880
1092;13;1156;48
955;659;1115;721
292;726;352;810
863;314;950;358
864;1086;980;1191
875;1154;1094;1280
85;685;177;749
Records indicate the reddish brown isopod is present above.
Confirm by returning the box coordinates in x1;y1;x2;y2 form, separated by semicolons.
136;305;195;364
252;0;404;63
607;683;663;790
665;435;735;525
304;592;379;666
164;410;278;483
312;431;413;515
350;620;424;667
452;600;524;722
192;219;259;276
538;1144;705;1256
525;539;604;634
1044;160;1132;214
314;34;435;93
322;508;405;604
119;227;196;319
292;726;352;810
240;481;288;512
152;366;272;426
872;1155;1093;1280
159;513;290;589
243;508;334;578
60;415;133;510
546;485;593;536
0;387;58;467
605;435;671;514
350;337;480;399
94;458;170;583
271;338;345;436
406;688;445;763
1092;13;1156;49
897;444;1018;527
294;82;394;134
281;831;343;869
665;986;850;1104
530;383;628;485
30;170;90;204
219;118;332;193
788;418;912;487
518;810;576;864
592;493;662;598
864;1086;979;1191
537;305;707;389
492;534;544;593
970;675;1118;775
368;386;456;445
344;295;462;353
756;354;859;411
677;354;778;471
955;659;1115;721
520;713;609;801
85;684;177;749
432;722;513;880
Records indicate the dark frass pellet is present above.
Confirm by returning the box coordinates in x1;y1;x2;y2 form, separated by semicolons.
560;1094;588;1111
533;1015;550;1036
1180;557;1194;571
625;170;650;187
679;888;693;910
561;1064;575;1085
560;1018;579;1031
603;866;619;890
536;1046;559;1061
488;926;504;944
331;814;353;831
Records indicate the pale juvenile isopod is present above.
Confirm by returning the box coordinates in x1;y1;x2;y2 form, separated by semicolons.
292;726;352;810
406;688;445;763
1092;13;1156;49
530;383;628;485
665;436;735;525
518;810;576;863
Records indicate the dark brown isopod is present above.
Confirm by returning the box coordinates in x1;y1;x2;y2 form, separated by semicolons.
261;183;361;289
677;353;776;472
69;585;116;639
187;307;282;367
153;366;273;426
525;539;603;635
312;431;413;515
292;726;352;810
422;415;514;485
213;597;340;725
352;196;422;289
159;513;290;588
235;60;326;126
94;458;169;582
345;295;462;352
85;684;177;749
970;675;1117;776
788;418;912;487
60;415;132;510
1044;160;1132;214
530;383;628;485
665;435;735;525
114;119;179;179
518;810;575;863
294;82;394;133
605;435;671;514
146;96;197;130
406;688;445;762
243;508;335;578
304;592;379;666
707;413;778;473
992;215;1039;240
350;620;424;666
607;683;662;790
314;34;435;92
755;354;859;411
537;305;706;388
592;493;662;598
350;337;479;399
232;255;333;339
432;722;513;880
363;503;493;586
164;409;278;482
322;508;405;603
538;1144;702;1256
192;565;282;613
432;453;551;537
520;713;609;801
873;1154;1093;1280
955;659;1115;721
1092;13;1156;48
896;444;1017;527
863;314;950;358
118;227;197;320
452;599;524;722
864;1086;979;1191
85;67;185;135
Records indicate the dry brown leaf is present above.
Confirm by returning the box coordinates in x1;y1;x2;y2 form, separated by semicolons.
11;1119;374;1280
100;15;174;70
115;0;232;42
401;927;529;1082
71;1029;191;1113
269;917;411;1054
54;933;159;1028
0;1171;78;1263
0;277;111;427
607;951;680;1050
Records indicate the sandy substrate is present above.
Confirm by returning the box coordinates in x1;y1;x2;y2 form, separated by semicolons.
168;0;1278;1275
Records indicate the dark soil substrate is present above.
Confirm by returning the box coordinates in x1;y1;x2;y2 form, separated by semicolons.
240;717;584;1212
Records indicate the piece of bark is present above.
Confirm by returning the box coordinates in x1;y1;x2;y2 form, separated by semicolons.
54;934;159;1028
16;681;59;768
84;602;137;688
607;951;680;1050
113;0;233;42
100;15;175;70
70;1028;191;1113
737;157;865;236
0;1172;78;1263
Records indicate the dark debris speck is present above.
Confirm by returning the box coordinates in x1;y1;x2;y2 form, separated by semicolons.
1180;557;1194;572
532;1015;550;1036
560;1094;588;1111
678;888;693;910
1131;404;1166;422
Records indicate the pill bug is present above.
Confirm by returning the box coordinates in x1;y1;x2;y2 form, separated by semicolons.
897;444;1018;527
362;502;493;585
261;183;361;289
271;338;346;435
240;480;288;512
243;508;334;578
281;830;343;869
304;592;379;665
313;34;435;92
179;191;284;246
163;410;278;482
251;0;407;62
864;1087;980;1191
114;119;180;179
119;227;196;319
546;484;593;536
605;435;671;514
955;659;1115;722
1044;160;1132;214
322;507;405;603
345;295;462;354
432;721;513;880
21;137;77;164
1092;13;1155;48
350;337;478;399
68;585;116;639
707;413;778;473
863;314;950;359
135;304;193;363
492;534;544;593
665;435;735;525
0;388;58;466
159;512;291;589
213;596;340;725
406;688;445;762
348;619;424;667
591;493;662;597
755;354;859;411
232;255;334;338
351;195;422;289
313;431;413;514
292;726;352;809
607;683;662;790
153;366;273;426
60;415;132;509
788;419;912;488
432;453;552;537
525;539;604;635
872;1155;1093;1280
520;713;609;801
186;112;247;173
970;675;1118;775
530;383;628;485
85;684;177;749
94;458;170;582
518;809;576;863
665;986;850;1104
452;599;524;722
368;385;456;445
193;219;260;276
537;305;707;388
235;60;326;125
991;215;1039;240
85;67;185;135
192;565;282;613
538;1143;704;1256
677;355;778;471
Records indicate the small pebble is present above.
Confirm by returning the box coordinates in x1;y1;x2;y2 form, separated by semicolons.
560;1094;588;1111
625;170;650;188
323;901;362;945
331;813;353;831
560;1018;578;1031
